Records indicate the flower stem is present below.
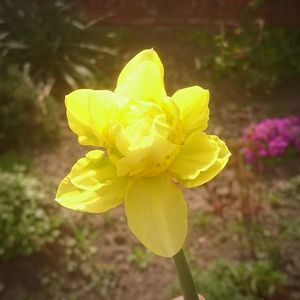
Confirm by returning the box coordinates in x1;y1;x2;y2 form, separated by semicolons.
173;249;199;300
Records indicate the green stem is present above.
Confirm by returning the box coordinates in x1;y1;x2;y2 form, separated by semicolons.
173;249;199;300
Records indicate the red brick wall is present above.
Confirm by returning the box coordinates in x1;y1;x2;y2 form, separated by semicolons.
85;0;300;26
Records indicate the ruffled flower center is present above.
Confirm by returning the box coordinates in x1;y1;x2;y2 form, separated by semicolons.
104;97;181;177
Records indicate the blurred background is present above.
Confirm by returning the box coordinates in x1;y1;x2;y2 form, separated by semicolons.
0;0;300;299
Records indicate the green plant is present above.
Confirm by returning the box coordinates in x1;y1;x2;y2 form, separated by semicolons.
0;0;117;95
213;24;300;94
128;246;154;270
278;217;300;241
170;260;287;300
247;0;265;9
189;23;300;95
269;175;300;241
0;169;62;258
0;66;60;151
0;152;32;172
276;175;300;202
41;223;117;299
191;211;212;230
0;168;118;298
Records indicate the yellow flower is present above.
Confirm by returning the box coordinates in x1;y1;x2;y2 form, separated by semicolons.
56;49;231;257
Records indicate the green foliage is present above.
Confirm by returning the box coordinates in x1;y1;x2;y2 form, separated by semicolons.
0;152;32;172
0;168;117;298
269;175;300;241
212;24;300;94
0;0;116;93
268;175;300;206
189;24;300;95
276;175;300;202
278;217;300;241
128;246;154;270
0;66;60;151
41;224;117;299
0;169;61;258
247;0;265;9
191;211;212;230
171;260;286;300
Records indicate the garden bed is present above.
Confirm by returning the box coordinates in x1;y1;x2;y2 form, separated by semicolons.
1;26;300;300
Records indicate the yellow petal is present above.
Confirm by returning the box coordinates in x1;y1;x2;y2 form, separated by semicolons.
55;150;127;213
180;135;231;188
125;174;187;257
65;89;99;146
170;131;220;180
116;135;176;177
115;50;166;101
69;150;116;191
56;177;126;213
172;86;209;136
117;49;164;87
88;90;117;143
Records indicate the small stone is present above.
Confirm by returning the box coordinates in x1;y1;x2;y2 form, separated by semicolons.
216;186;230;196
197;237;206;244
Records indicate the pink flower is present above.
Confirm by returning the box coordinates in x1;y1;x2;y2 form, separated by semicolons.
242;116;300;162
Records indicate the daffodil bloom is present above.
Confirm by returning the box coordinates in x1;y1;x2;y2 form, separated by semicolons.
56;49;231;257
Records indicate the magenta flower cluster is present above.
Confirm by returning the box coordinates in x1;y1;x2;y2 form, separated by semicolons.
242;116;300;162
